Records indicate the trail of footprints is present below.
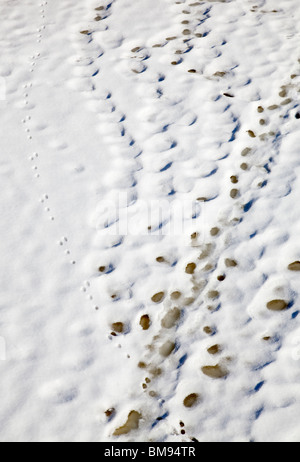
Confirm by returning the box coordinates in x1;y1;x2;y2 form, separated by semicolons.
76;1;230;439
97;5;300;441
22;2;103;309
75;1;206;439
75;2;145;312
23;3;76;261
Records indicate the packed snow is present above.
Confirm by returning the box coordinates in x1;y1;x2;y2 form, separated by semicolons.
1;0;300;442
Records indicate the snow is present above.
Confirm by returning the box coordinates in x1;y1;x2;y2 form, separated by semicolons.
0;0;300;442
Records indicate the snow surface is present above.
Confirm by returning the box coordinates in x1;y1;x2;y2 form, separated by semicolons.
1;0;300;442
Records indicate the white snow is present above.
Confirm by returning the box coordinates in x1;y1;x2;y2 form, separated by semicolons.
1;0;300;442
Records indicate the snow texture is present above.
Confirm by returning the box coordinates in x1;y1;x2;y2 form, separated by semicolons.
1;0;300;442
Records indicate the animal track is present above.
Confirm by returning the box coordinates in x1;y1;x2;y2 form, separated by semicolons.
21;3;100;291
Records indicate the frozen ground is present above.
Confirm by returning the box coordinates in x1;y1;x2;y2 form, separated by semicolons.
1;0;300;442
